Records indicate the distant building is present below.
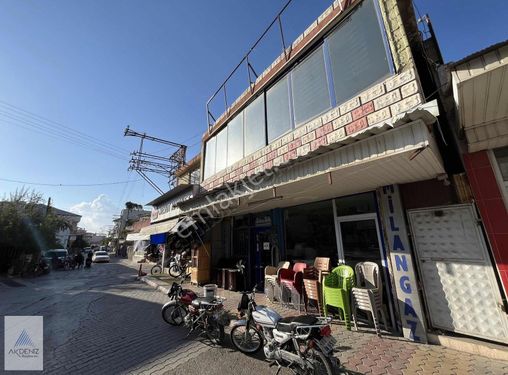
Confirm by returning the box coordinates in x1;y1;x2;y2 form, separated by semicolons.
44;206;81;249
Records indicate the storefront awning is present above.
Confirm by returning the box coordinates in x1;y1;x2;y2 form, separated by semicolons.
125;233;150;241
452;41;508;152
139;217;179;236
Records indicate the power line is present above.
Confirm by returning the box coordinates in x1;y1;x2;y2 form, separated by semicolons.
0;177;140;187
0;114;129;161
0;100;130;154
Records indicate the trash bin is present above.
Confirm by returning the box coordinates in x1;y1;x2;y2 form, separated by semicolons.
203;284;217;298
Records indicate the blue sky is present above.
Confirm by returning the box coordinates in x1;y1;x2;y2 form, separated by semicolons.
0;0;506;233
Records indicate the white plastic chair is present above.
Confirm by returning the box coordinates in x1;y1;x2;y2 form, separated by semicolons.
351;261;388;336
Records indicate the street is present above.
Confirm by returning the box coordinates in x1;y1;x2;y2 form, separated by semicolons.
2;258;508;375
0;258;296;375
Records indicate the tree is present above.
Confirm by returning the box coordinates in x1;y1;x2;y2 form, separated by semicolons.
0;188;68;273
125;201;143;211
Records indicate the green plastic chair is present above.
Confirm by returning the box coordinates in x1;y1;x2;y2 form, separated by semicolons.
322;265;355;330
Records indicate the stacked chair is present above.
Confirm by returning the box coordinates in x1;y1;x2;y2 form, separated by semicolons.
322;265;355;330
351;261;388;336
302;257;331;314
264;261;290;301
278;262;307;310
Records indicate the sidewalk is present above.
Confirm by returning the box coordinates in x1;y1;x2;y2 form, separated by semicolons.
137;271;508;375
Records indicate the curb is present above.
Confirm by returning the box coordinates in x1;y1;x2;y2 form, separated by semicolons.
137;275;169;294
428;333;508;362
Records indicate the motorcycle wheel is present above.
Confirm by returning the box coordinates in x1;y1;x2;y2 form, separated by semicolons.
151;265;162;275
230;324;263;354
162;302;187;326
301;349;334;375
207;321;225;345
169;264;183;278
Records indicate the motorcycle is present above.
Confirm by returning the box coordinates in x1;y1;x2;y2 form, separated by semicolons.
231;286;339;375
161;275;197;325
183;295;230;345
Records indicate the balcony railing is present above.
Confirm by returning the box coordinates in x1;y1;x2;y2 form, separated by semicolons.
206;0;333;132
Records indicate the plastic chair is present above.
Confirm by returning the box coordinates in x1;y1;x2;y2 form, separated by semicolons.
313;257;330;281
303;266;322;314
279;262;307;309
351;261;388;336
264;261;290;301
322;265;355;330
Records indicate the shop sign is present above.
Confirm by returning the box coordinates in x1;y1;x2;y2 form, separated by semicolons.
151;190;194;223
379;185;427;343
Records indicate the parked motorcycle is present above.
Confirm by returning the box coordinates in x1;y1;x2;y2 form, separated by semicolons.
161;275;197;325
231;286;338;375
183;295;230;345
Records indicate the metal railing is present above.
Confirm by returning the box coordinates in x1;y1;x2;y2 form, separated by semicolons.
205;0;296;132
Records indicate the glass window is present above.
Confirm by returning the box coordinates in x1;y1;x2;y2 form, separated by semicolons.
244;95;266;156
285;200;337;265
266;75;292;142
227;112;244;166
215;128;228;173
189;168;200;185
291;46;331;126
204;137;216;180
494;147;508;182
328;0;391;104
335;192;376;216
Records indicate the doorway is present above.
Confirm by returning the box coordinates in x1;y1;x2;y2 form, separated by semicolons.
335;212;395;330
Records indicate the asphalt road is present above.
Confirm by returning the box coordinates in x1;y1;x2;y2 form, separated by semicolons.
0;258;289;375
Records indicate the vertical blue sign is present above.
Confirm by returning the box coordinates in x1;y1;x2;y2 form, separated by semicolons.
378;185;427;343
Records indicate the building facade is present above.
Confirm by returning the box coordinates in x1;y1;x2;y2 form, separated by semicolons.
174;0;508;345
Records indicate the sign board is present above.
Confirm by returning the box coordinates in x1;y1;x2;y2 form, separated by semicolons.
378;185;427;343
151;189;194;224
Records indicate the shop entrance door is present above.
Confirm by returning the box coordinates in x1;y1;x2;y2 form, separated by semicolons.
336;213;395;329
253;228;273;290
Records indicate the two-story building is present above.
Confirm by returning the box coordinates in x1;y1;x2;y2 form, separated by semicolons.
174;0;508;345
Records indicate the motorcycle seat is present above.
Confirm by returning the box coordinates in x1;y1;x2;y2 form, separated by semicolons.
276;315;319;333
191;297;216;308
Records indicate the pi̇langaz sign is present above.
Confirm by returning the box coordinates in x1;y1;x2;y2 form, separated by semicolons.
378;185;427;343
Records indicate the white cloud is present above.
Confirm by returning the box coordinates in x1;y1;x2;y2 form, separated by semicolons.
69;194;117;234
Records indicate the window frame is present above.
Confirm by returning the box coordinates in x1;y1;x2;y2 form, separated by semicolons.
325;0;394;105
290;44;332;128
489;148;508;211
202;0;395;181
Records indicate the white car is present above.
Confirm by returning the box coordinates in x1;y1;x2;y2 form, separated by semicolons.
92;251;110;263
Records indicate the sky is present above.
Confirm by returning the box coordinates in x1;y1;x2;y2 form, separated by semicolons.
0;0;506;234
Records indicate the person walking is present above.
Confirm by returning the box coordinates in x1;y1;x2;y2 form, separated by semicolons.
76;251;84;269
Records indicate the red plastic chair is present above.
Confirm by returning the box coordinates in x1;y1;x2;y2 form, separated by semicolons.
278;262;307;295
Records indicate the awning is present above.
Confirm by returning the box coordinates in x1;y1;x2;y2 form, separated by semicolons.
125;233;150;241
139;217;179;236
451;41;508;152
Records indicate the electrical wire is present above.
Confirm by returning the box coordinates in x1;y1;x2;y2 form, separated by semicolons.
0;100;130;154
0;112;129;161
0;177;140;187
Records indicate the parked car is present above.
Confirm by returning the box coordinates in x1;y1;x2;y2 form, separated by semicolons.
43;249;68;269
92;251;110;263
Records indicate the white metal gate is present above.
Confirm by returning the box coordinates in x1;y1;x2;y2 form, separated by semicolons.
408;204;508;344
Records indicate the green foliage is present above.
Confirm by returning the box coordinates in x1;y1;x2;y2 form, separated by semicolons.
0;188;68;273
125;201;143;211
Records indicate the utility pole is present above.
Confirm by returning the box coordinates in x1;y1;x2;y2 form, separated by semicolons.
124;126;187;195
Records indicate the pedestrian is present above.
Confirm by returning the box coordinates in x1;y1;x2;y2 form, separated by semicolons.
76;251;84;269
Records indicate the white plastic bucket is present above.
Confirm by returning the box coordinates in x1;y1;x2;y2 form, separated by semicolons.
203;284;217;298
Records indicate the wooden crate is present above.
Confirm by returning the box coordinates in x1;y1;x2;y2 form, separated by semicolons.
191;268;210;285
190;243;211;285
